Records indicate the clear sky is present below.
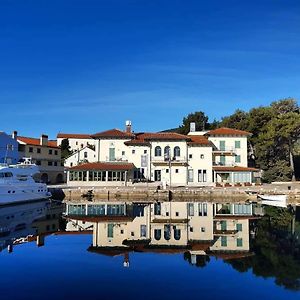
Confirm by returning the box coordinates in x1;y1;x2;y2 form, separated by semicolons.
1;0;300;138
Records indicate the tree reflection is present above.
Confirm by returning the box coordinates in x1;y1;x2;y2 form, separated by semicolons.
225;206;300;291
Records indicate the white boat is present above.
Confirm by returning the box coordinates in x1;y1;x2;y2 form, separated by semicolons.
0;158;51;205
257;194;287;208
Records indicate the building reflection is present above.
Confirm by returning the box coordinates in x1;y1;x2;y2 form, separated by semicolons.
65;201;260;266
0;200;64;253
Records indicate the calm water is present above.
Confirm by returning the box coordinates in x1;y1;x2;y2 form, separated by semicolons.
0;199;299;300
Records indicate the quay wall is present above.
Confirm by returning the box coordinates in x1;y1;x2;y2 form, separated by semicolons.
49;183;300;204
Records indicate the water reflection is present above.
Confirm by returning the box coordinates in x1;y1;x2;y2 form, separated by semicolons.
0;200;63;252
65;202;258;264
0;199;299;292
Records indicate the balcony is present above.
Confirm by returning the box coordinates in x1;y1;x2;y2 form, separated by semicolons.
151;156;188;166
213;162;237;167
213;147;236;155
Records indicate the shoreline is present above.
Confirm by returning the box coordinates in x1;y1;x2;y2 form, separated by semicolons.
49;182;300;204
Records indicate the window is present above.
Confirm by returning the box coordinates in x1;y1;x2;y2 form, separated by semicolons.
54;162;58;166
140;225;147;237
219;140;225;151
235;141;241;149
131;232;134;237
221;236;227;247
155;146;161;156
175;212;179;217
174;229;181;240
164;146;170;160
132;149;135;154
122;151;125;156
29;147;33;153
189;154;192;159
107;224;114;238
235;155;241;163
166;212;169;217
144;149;147;154
36;161;41;166
237;238;243;247
200;154;204;159
83;151;87;158
236;224;243;231
48;161;52;166
49;149;52;155
81;144;84;148
154;203;161;215
201;227;206;232
120;229;124;234
220;155;226;165
190;227;193;232
175;169;179;173
54;150;58;155
166;169;169;173
70;162;73;167
174;146;180;157
37;148;41;153
164;225;171;240
76;142;78;145
198;170;207;182
188;169;194;182
154;229;161;240
187;203;194;216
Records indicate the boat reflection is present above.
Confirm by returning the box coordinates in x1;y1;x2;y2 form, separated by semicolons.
65;201;261;266
0;200;64;253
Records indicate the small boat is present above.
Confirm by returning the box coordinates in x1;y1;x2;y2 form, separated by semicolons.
0;158;51;205
257;194;287;208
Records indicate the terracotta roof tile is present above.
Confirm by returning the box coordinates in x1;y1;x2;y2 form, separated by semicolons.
213;166;258;172
17;136;59;148
206;127;251;136
187;135;212;146
69;162;135;171
57;133;91;139
92;129;134;139
135;132;189;141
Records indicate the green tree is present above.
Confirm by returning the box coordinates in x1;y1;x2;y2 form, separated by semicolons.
177;111;209;135
60;138;72;160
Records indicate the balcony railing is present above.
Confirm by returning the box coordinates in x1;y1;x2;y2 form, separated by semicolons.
213;162;237;167
151;156;187;163
213;147;236;154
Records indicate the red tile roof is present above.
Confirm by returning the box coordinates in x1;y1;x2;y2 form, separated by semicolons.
206;127;251;136
124;139;151;146
187;135;212;146
69;162;135;171
135;132;189;141
57;133;91;139
17;136;59;148
92;129;135;139
213;166;258;172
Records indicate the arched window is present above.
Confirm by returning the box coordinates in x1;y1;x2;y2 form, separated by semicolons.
155;146;161;157
164;225;171;240
174;146;180;158
164;146;170;160
154;229;161;240
174;229;181;240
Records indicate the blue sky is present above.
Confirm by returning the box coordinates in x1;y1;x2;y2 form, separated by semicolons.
1;0;300;138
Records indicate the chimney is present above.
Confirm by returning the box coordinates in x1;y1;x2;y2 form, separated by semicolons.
190;122;196;132
12;130;17;140
40;134;48;146
125;120;132;133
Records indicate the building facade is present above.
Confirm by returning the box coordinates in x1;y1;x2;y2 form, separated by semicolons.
17;133;64;184
0;131;19;164
65;201;257;265
64;122;258;187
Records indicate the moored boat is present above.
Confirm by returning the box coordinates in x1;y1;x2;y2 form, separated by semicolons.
257;194;287;208
0;158;51;205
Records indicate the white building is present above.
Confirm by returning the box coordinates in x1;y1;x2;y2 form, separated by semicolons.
57;133;95;151
64;146;96;168
64;122;258;187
